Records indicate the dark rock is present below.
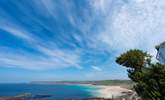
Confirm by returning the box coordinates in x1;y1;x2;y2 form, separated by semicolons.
0;93;52;100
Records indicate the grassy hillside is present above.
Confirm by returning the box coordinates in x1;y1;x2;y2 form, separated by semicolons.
92;80;134;89
31;80;134;89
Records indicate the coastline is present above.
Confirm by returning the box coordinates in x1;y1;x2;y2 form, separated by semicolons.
85;84;134;99
96;85;133;98
30;81;134;99
57;83;134;98
0;83;135;100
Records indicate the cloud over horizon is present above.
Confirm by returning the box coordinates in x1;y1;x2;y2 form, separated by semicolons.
0;0;164;81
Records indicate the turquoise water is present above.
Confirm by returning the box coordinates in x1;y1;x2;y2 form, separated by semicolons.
0;84;98;100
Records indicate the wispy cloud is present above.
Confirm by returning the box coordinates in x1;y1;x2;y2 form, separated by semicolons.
0;0;164;73
0;46;81;70
92;66;102;71
89;0;165;56
0;22;82;70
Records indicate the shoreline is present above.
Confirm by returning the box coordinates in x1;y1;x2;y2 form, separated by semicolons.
85;84;134;99
0;83;136;99
52;83;134;98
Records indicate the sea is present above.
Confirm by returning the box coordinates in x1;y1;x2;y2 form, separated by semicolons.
0;84;99;100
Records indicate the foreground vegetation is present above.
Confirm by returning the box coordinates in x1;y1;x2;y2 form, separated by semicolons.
116;49;165;100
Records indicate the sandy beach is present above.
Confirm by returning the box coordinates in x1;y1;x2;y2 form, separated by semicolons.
96;85;133;98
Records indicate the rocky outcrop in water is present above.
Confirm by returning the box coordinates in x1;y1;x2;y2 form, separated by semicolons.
0;93;51;100
0;92;139;100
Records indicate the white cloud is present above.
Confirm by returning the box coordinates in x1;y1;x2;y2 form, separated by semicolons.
92;66;102;71
1;26;33;41
40;0;57;18
90;0;113;14
0;19;35;42
90;0;165;57
0;47;82;70
135;0;145;3
36;46;82;69
0;0;164;71
112;0;165;53
0;23;82;70
0;1;84;70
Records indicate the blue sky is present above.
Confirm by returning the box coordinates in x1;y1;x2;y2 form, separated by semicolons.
0;0;164;83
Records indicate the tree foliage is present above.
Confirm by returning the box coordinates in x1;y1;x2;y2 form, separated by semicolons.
116;49;151;69
116;49;165;100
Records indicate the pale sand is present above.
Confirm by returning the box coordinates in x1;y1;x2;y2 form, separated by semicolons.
95;85;133;98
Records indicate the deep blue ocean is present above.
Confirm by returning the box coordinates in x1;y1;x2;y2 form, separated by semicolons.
0;84;98;100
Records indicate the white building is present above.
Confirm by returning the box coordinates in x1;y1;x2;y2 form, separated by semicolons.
156;41;165;64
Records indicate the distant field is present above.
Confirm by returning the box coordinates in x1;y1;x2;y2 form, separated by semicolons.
31;80;134;89
91;80;134;89
91;80;132;85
